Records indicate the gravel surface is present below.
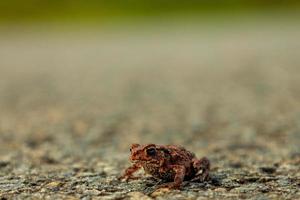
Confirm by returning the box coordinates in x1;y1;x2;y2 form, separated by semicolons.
0;21;300;199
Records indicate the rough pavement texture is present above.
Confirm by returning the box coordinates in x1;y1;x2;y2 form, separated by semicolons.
0;21;300;199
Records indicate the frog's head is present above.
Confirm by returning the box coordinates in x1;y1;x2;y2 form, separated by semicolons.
129;144;161;163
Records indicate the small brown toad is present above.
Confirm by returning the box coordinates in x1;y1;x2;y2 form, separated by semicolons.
119;144;210;189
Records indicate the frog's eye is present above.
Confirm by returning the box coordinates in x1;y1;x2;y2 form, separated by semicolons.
146;148;156;156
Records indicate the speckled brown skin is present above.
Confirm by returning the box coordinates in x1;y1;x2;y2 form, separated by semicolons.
120;144;210;189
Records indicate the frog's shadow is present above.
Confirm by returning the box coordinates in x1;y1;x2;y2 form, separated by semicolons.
141;173;224;194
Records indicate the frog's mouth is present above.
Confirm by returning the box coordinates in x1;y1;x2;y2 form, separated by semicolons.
131;159;159;164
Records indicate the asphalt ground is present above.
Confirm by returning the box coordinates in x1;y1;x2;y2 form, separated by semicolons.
0;21;299;199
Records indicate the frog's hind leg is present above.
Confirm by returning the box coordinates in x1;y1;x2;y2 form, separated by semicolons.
191;157;210;182
157;165;186;189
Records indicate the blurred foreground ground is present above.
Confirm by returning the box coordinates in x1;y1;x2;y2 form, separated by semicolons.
0;19;300;199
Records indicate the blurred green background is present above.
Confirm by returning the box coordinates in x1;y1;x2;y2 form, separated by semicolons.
0;0;299;24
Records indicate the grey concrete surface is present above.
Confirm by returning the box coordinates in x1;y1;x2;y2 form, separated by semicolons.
0;21;299;199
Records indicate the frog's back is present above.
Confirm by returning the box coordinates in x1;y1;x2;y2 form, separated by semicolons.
163;145;196;163
166;145;195;155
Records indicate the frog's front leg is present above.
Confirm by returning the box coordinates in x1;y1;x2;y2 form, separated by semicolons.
191;157;210;182
119;162;142;181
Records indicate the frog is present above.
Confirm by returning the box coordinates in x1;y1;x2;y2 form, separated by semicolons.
119;144;210;189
